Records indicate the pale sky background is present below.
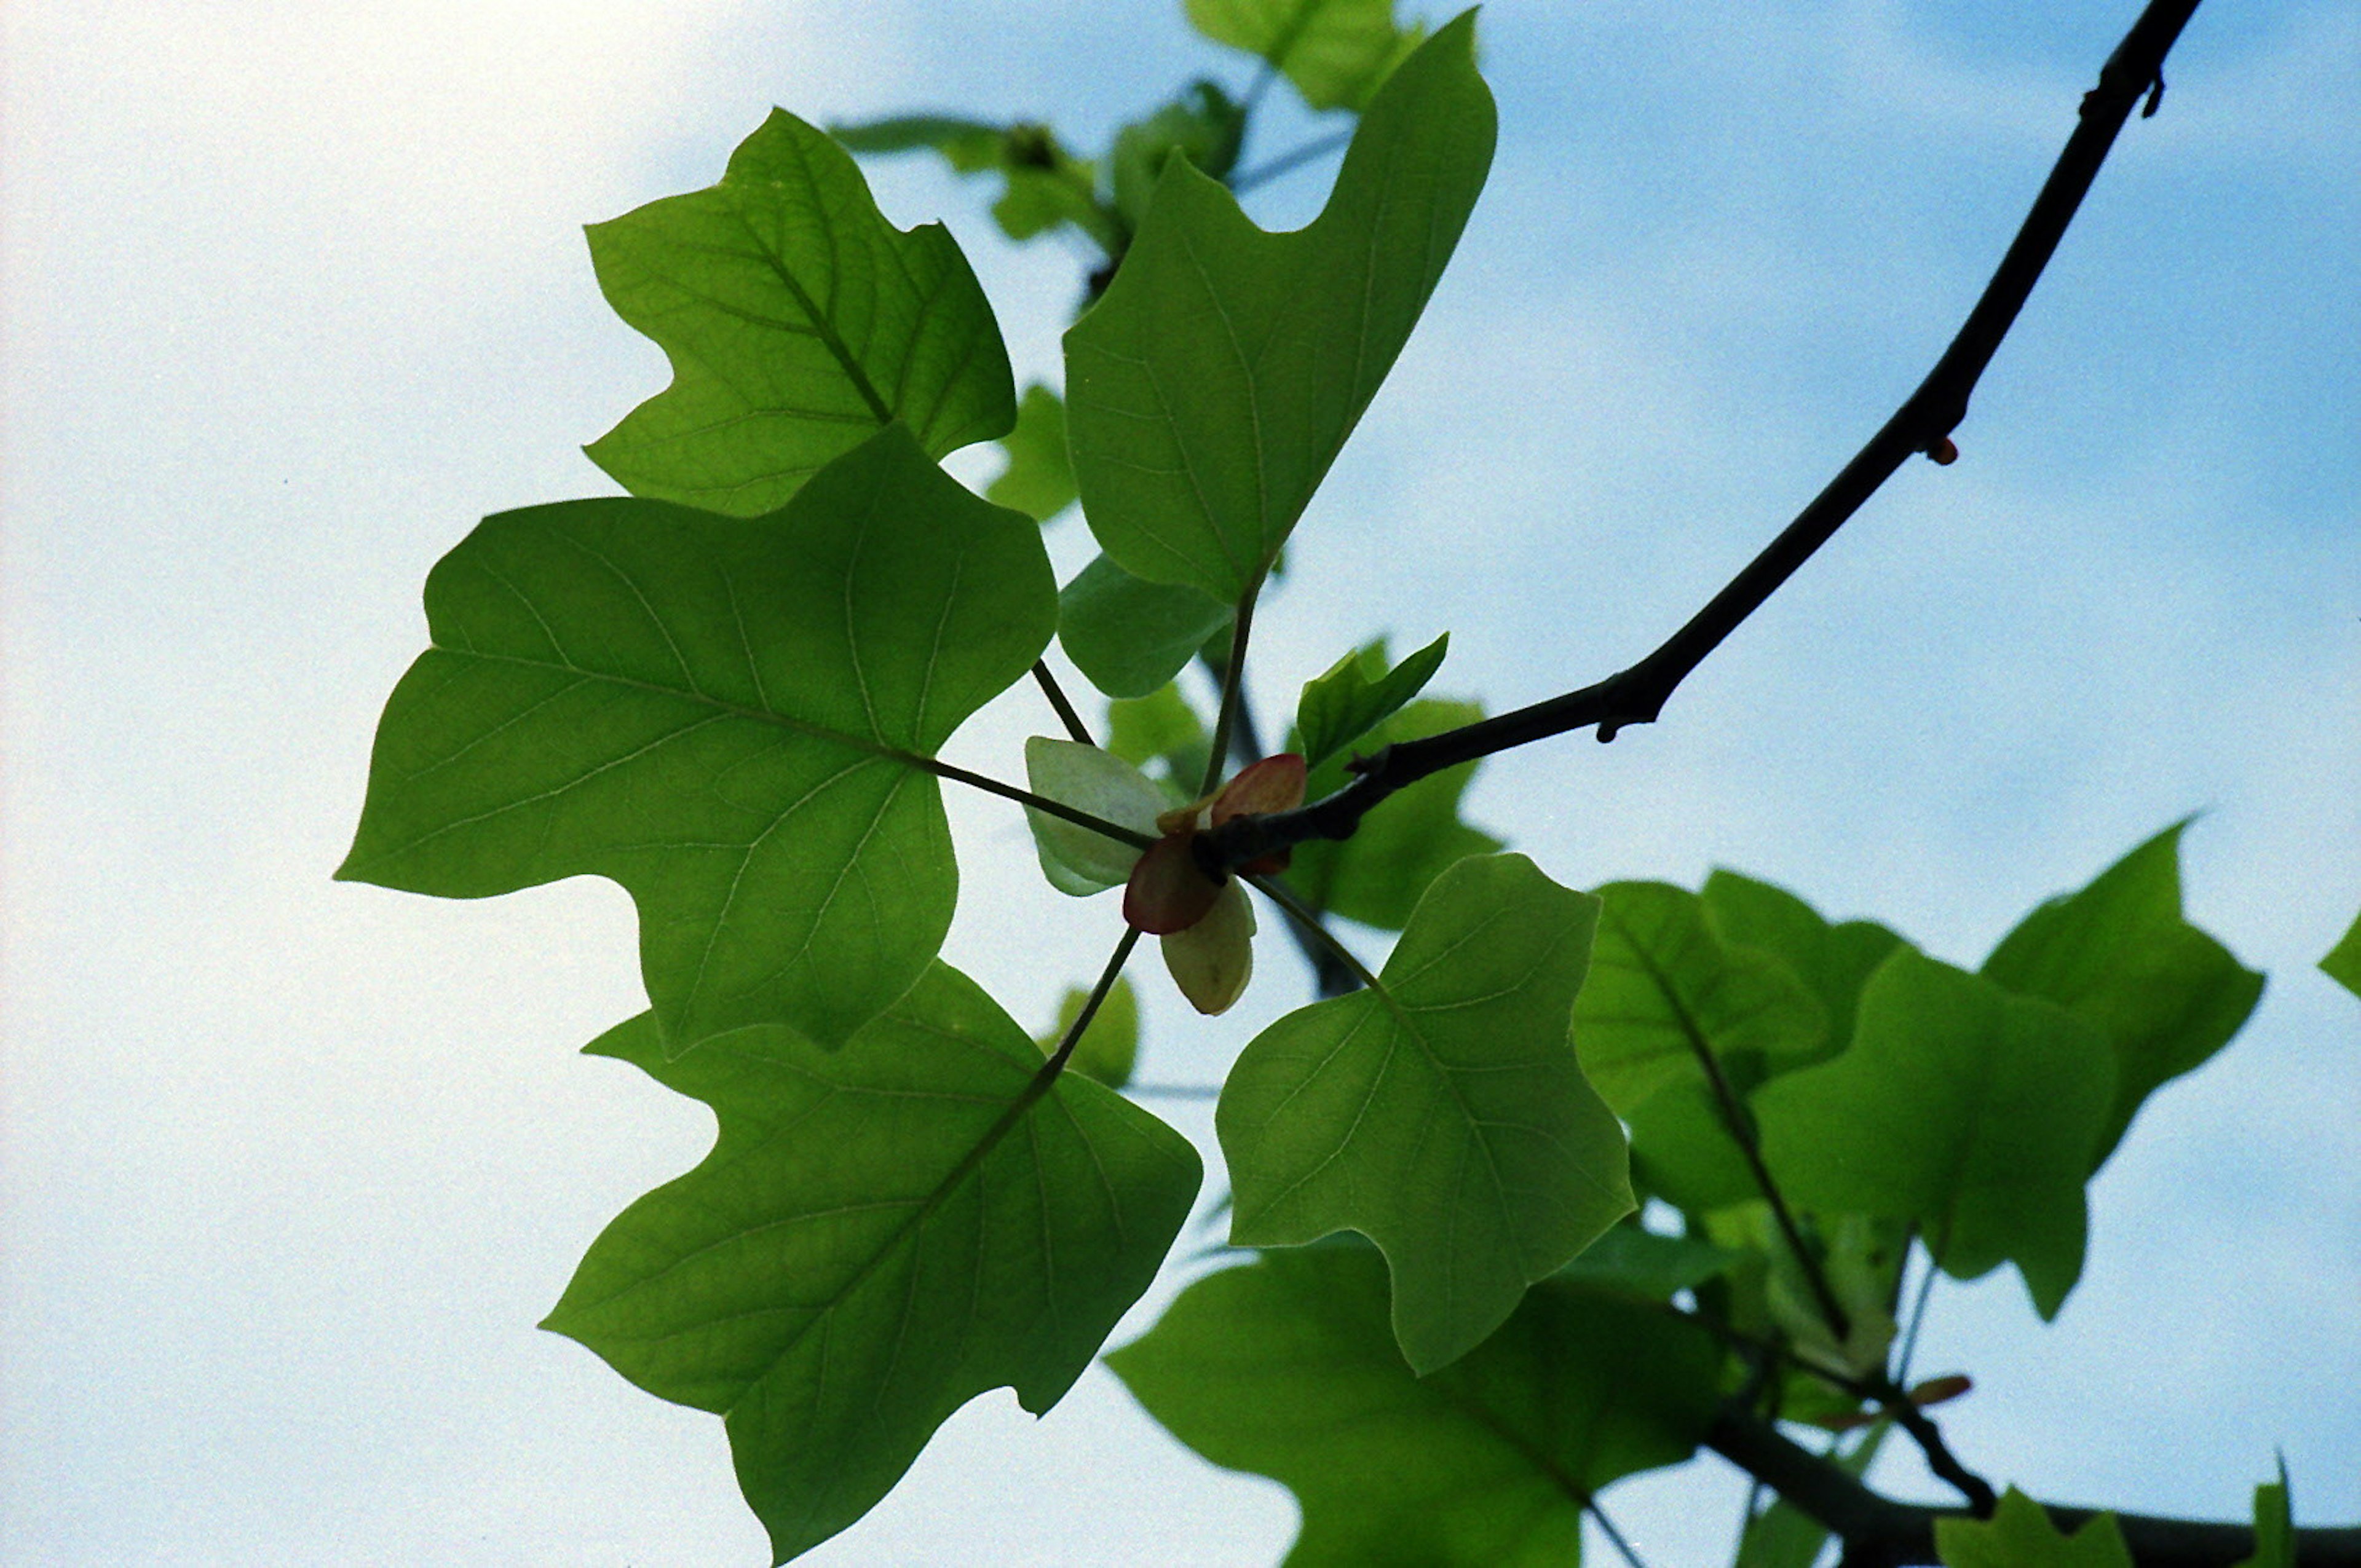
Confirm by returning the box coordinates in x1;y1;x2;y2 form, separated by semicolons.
4;1;2355;1564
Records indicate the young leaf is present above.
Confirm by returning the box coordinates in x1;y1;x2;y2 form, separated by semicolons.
1936;1489;2133;1568
2321;909;2361;999
2232;1457;2295;1568
1038;975;1141;1089
1573;880;1829;1116
1981;821;2264;1167
1701;869;1907;1061
1105;681;1209;775
1752;951;2116;1318
585;109;1015;514
1218;853;1632;1373
1108;80;1245;231
1064;14;1494;603
1293;632;1449;772
340;426;1054;1054
545;964;1199;1564
1112;1250;1720;1567
834;116;1117;249
1022;737;1165;896
986;383;1078;523
1185;0;1426;112
1287;698;1503;930
1056;552;1235;699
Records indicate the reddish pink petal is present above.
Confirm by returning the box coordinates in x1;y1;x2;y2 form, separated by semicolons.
1123;832;1224;934
1212;753;1307;824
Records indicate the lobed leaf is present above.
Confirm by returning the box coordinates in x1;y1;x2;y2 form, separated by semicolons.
1981;821;2263;1167
1293;633;1449;772
586;109;1014;514
1185;0;1426;112
1109;1250;1722;1567
1108;80;1245;232
545;964;1200;1564
340;427;1054;1053
1219;853;1632;1373
1037;975;1141;1089
2323;909;2361;999
1057;552;1233;699
1701;869;1907;1061
1064;14;1494;603
986;383;1080;522
1753;951;2115;1318
1287;698;1502;931
1936;1490;2132;1568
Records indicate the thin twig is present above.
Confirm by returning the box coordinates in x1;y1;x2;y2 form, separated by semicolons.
1230;128;1352;194
923;755;1156;851
1044;928;1144;1076
1244;872;1383;993
1588;1497;1653;1568
1031;659;1095;746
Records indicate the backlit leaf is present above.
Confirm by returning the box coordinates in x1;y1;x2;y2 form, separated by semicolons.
986;382;1079;523
1058;552;1233;699
2323;910;2361;999
1219;853;1631;1372
1701;869;1907;1061
1287;698;1502;931
1109;1250;1722;1567
2232;1457;2295;1568
1544;1222;1738;1300
340;427;1054;1052
1185;0;1426;112
1105;682;1209;787
1109;80;1245;231
1294;633;1449;772
1753;951;2115;1318
586;109;1015;514
1936;1489;2132;1568
1064;15;1493;602
545;965;1198;1563
1022;737;1163;896
1038;975;1141;1089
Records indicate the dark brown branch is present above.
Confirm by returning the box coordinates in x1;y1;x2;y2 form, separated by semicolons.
1198;0;2206;878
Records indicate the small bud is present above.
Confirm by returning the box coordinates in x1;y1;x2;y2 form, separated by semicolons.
1929;436;1960;465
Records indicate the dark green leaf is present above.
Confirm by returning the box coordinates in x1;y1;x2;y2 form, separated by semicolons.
1109;81;1245;232
1544;1222;1738;1299
1064;15;1493;602
1753;951;2115;1318
1185;0;1426;112
1057;552;1233;699
2232;1457;2294;1568
1219;853;1631;1372
1625;1076;1759;1212
2319;910;2361;999
1038;975;1141;1089
1981;821;2264;1168
585;109;1015;514
1701;870;1907;1061
1294;633;1449;772
1936;1489;2132;1568
339;427;1054;1053
545;965;1198;1563
1105;682;1208;774
986;383;1078;522
1109;1250;1723;1567
828;114;1003;161
1288;699;1502;931
1574;880;1829;1116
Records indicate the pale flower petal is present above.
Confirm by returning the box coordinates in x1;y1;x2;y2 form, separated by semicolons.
1161;881;1258;1015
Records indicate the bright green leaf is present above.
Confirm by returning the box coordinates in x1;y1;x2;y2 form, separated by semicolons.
1064;15;1493;602
2321;910;2361;999
2232;1456;2294;1568
1981;821;2264;1167
1574;880;1829;1116
1287;699;1502;931
1039;975;1141;1089
1701;870;1907;1062
1219;853;1632;1372
1022;737;1163;896
834;116;1117;249
1545;1221;1738;1300
1753;951;2116;1318
1105;681;1209;777
1294;633;1449;772
986;383;1079;522
1109;1250;1722;1567
340;427;1054;1053
1936;1489;2132;1568
1185;0;1426;112
585;109;1015;514
1058;552;1233;698
545;964;1198;1563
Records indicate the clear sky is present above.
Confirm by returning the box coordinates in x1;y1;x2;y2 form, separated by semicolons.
4;1;2355;1563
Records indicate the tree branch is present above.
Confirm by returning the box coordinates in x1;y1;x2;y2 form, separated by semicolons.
1197;0;2206;878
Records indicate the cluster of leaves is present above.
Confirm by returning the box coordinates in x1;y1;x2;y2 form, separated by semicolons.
339;2;2357;1562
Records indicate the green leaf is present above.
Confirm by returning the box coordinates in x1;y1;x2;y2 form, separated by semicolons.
1218;853;1632;1372
1936;1489;2132;1568
545;964;1198;1563
828;114;1003;161
1736;1422;1890;1568
1022;736;1163;896
1038;975;1141;1089
1185;0;1426;112
1105;681;1208;773
1109;81;1245;232
1057;552;1233;699
1287;698;1503;931
1574;880;1829;1117
1701;870;1907;1061
1109;1250;1723;1567
339;426;1054;1053
1064;15;1493;602
1625;1076;1760;1212
1753;951;2116;1318
1294;633;1449;772
2320;909;2361;999
585;109;1015;515
2232;1456;2295;1568
1544;1221;1738;1299
1981;821;2264;1168
986;383;1079;523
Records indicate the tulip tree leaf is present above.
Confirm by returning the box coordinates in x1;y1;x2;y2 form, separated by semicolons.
1105;682;1211;789
2323;910;2361;999
1109;81;1246;232
1058;552;1234;699
1573;880;1829;1117
340;427;1055;1054
1545;1223;1739;1300
1185;0;1426;113
1753;951;2116;1318
1294;633;1449;772
1288;699;1503;931
1218;853;1632;1373
2232;1457;2295;1568
1936;1490;2133;1568
545;965;1199;1564
1701;870;1907;1061
1980;821;2264;1167
1038;975;1141;1089
987;383;1079;523
834;116;1118;250
585;109;1015;515
1064;15;1493;603
1109;1250;1722;1567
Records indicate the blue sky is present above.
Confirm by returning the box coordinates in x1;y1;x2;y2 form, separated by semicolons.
4;1;2355;1562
